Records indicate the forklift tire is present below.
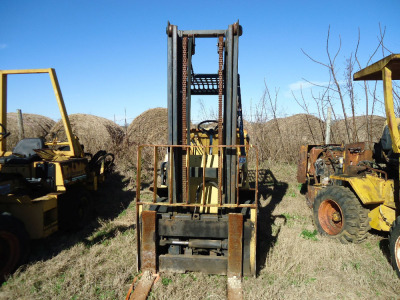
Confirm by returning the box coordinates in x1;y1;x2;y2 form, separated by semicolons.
58;188;93;231
313;186;370;244
0;213;30;281
389;216;400;278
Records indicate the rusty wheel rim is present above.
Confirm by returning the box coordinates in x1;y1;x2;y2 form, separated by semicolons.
395;235;400;271
318;199;343;235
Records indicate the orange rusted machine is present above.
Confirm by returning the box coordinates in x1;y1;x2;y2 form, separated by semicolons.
297;54;400;278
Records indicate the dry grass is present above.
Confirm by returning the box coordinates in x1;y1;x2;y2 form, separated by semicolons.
5;113;55;151
0;110;397;299
49;114;124;154
1;161;399;299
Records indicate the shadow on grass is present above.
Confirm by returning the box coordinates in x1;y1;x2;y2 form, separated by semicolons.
27;171;135;264
248;169;288;274
373;229;392;269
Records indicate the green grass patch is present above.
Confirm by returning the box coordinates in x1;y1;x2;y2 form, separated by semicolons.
161;277;172;286
300;229;318;241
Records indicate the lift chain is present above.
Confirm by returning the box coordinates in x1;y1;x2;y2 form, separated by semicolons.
182;36;188;201
218;35;224;204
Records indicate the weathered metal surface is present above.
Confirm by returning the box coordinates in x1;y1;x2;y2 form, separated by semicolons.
218;35;224;206
242;217;255;276
383;66;400;153
318;199;343;235
343;142;373;173
306;185;321;208
368;204;396;231
228;214;243;278
179;29;227;37
308;147;325;175
182;36;188;202
139;201;257;208
159;254;227;274
141;211;157;273
227;276;243;300
127;271;156;300
297;145;308;184
158;217;229;238
353;54;400;81
330;173;393;206
153;148;158;202
137;144;258;209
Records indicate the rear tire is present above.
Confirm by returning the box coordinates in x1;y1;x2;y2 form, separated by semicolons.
0;213;30;281
313;186;370;243
389;216;400;278
58;187;93;231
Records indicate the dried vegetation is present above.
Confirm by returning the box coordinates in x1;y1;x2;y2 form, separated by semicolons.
49;113;124;154
5;113;55;151
1;161;399;300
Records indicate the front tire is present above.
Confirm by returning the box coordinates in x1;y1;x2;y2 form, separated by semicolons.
0;213;30;281
313;186;370;243
389;216;400;278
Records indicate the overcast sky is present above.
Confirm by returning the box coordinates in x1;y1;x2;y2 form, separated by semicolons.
0;0;399;124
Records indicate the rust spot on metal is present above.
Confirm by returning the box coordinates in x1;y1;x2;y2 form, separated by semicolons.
318;199;343;235
297;145;308;183
306;185;321;208
227;276;243;300
228;213;243;278
309;147;325;175
127;271;157;300
141;211;157;273
343;142;373;173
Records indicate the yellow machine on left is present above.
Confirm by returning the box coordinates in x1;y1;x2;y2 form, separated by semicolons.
0;69;113;280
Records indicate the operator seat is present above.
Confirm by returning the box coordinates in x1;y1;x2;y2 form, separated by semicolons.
0;138;45;164
373;125;400;166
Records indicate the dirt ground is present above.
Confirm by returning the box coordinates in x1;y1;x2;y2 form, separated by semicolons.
1;162;399;299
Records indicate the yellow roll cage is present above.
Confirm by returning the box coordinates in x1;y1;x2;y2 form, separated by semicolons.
0;69;83;158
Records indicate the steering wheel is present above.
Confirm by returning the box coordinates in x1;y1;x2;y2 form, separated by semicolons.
0;123;10;140
197;120;219;136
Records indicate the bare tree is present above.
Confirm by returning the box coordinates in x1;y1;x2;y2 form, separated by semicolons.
301;25;352;143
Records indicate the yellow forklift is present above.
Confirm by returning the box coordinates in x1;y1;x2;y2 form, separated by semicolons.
297;54;400;277
128;22;258;299
0;69;113;280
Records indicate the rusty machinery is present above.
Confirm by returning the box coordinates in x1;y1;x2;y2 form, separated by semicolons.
0;69;114;280
297;54;400;278
128;22;258;299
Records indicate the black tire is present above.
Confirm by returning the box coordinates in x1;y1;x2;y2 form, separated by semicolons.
0;213;30;281
389;216;400;278
58;187;93;231
313;186;370;244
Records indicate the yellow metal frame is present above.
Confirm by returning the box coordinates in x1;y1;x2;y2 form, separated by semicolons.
0;69;83;157
354;54;400;153
136;144;258;274
349;54;400;231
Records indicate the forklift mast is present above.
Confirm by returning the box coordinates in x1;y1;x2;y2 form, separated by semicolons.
133;22;258;300
166;21;245;204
